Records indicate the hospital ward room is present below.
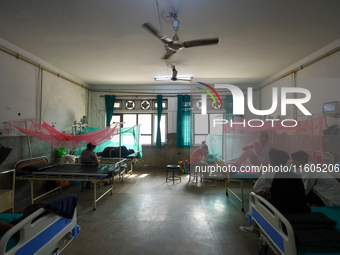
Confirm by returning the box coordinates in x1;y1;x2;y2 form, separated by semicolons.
1;1;340;255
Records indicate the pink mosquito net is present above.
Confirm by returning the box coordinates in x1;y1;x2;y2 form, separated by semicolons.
223;116;324;165
11;121;119;149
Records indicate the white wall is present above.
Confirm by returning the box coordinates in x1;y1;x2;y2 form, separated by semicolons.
260;39;340;123
0;37;88;135
42;72;87;133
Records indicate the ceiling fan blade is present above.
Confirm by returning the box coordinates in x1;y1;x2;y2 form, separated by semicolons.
162;50;176;59
142;23;172;44
183;38;219;48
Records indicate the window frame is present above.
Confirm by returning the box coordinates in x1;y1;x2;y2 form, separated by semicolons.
112;113;167;146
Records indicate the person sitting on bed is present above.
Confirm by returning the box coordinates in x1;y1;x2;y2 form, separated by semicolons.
240;149;310;236
81;143;100;165
234;131;275;167
292;150;340;206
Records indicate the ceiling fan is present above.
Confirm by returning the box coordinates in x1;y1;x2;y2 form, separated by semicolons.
142;13;219;59
154;66;193;81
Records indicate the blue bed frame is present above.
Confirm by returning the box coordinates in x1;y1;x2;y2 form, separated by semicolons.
248;192;340;255
0;208;79;255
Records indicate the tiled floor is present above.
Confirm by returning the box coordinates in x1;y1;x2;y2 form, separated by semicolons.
37;168;261;255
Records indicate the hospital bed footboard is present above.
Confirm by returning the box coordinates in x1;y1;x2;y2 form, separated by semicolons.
248;192;296;255
0;208;79;255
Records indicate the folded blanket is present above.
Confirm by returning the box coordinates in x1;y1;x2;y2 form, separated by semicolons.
285;212;340;253
43;194;78;219
295;228;340;252
285;212;336;229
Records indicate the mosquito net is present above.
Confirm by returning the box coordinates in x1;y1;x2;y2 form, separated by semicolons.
222;116;324;164
75;125;142;158
11;121;119;149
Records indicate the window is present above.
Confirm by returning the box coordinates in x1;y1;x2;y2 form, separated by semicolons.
110;115;121;125
114;100;122;109
140;100;151;110
125;100;135;110
193;113;223;145
123;114;136;127
152;99;168;110
111;113;167;145
138;114;152;145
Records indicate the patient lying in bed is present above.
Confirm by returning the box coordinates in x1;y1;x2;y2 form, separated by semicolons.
101;146;135;158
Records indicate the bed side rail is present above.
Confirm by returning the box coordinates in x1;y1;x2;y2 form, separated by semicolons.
114;158;127;167
249;192;296;255
0;208;77;255
14;156;48;170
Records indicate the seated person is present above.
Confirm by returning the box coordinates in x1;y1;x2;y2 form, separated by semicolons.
234;131;275;167
240;149;310;236
190;145;209;167
292;150;340;206
81;143;100;165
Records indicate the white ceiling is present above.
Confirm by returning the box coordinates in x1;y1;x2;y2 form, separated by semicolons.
1;0;340;87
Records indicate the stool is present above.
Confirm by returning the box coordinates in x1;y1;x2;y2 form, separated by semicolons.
166;165;181;184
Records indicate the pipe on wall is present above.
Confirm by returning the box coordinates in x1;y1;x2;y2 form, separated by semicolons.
0;45;87;90
40;68;44;124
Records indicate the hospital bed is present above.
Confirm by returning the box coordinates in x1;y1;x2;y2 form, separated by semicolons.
225;172;260;212
98;149;142;175
15;156;128;210
0;198;79;255
215;158;261;212
248;192;340;255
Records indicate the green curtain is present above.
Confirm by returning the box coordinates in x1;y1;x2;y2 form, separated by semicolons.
155;95;163;148
225;94;243;121
105;95;115;127
176;95;191;148
225;95;233;121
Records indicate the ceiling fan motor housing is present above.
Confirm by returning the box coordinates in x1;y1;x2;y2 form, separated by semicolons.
167;41;184;51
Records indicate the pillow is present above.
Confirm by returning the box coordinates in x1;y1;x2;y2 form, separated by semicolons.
16;165;40;176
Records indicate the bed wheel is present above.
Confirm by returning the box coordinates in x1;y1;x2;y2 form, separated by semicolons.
258;245;268;255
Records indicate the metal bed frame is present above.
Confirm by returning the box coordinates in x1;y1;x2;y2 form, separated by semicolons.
99;149;142;175
15;156;127;210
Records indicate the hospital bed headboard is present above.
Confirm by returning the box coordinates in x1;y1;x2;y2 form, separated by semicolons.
14;156;48;170
249;192;297;255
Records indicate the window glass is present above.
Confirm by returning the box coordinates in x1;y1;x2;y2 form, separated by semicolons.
123;114;136;128
110;115;121;126
138;114;152;134
153;114;166;143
